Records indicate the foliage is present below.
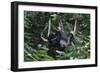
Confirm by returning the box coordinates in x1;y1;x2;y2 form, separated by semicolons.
24;11;90;61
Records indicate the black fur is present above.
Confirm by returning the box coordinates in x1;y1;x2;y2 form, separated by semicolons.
48;31;73;51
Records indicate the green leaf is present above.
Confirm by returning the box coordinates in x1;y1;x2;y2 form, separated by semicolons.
32;53;41;61
43;54;54;60
38;50;46;54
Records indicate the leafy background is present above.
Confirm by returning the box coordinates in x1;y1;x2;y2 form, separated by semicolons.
24;11;90;61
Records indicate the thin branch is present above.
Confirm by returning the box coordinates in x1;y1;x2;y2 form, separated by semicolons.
48;19;51;37
73;20;77;36
58;20;64;32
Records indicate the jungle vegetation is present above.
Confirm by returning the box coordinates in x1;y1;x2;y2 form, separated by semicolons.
24;11;90;61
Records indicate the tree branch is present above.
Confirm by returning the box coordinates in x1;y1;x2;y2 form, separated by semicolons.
48;19;51;37
73;20;77;36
